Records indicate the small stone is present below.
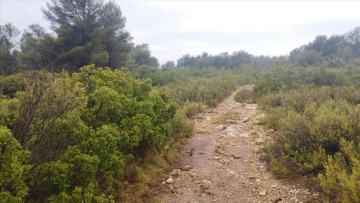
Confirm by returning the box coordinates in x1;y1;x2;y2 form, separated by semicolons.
267;129;275;133
271;184;277;188
227;119;237;124
202;180;212;185
222;158;230;164
161;181;166;185
225;125;238;137
255;139;265;145
214;125;224;130
200;180;212;191
259;190;267;197
169;185;175;192
229;170;236;176
245;105;257;110
166;177;173;184
274;198;283;203
213;156;221;160
239;132;250;138
241;116;250;123
231;154;241;159
189;171;197;178
170;169;181;176
182;165;193;171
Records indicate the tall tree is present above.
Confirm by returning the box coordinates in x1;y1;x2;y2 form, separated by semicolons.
161;61;175;69
41;0;131;71
345;27;360;53
0;23;20;75
129;44;159;68
18;24;56;71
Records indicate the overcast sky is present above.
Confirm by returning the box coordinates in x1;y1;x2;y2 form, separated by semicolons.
2;0;360;64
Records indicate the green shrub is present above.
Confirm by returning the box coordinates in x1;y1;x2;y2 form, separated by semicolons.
0;127;29;202
215;112;241;124
169;111;194;138
318;139;360;202
253;66;357;99
234;88;253;103
183;101;206;118
0;65;181;202
0;65;251;202
0;96;19;128
162;70;241;107
0;72;27;97
48;183;115;203
259;84;360;201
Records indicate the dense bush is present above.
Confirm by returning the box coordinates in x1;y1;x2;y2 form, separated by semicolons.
132;66;253;108
318;139;360;202
253;66;358;100
164;75;239;107
0;65;179;202
182;101;206;118
234;88;253;103
0;126;29;202
259;84;360;202
168;111;194;138
0;72;27;97
0;64;253;202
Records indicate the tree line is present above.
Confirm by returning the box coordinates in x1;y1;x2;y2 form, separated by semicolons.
162;27;360;69
289;27;360;67
3;0;360;75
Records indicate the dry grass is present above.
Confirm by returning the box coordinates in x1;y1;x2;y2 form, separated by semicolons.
214;111;241;123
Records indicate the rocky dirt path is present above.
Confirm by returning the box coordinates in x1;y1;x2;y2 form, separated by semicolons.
158;85;321;203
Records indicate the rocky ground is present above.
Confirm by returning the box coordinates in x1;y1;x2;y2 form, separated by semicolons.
158;85;322;203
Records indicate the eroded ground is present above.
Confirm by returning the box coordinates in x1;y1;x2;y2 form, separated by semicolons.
159;86;322;203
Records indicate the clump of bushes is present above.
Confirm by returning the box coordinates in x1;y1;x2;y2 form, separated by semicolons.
0;65;254;202
0;65;186;202
0;127;29;202
0;72;27;97
259;85;360;202
183;101;206;118
253;66;355;99
234;88;253;103
164;74;239;107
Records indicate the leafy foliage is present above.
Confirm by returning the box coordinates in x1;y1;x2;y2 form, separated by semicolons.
0;127;29;202
253;66;356;99
0;65;181;202
318;140;360;202
0;23;20;76
18;24;56;71
258;68;360;201
289;27;360;67
234;88;253;103
14;0;132;72
182;101;206;118
176;51;272;69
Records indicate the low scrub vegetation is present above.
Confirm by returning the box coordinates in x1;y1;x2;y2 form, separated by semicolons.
0;65;182;202
0;65;250;202
234;88;254;103
256;67;360;202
